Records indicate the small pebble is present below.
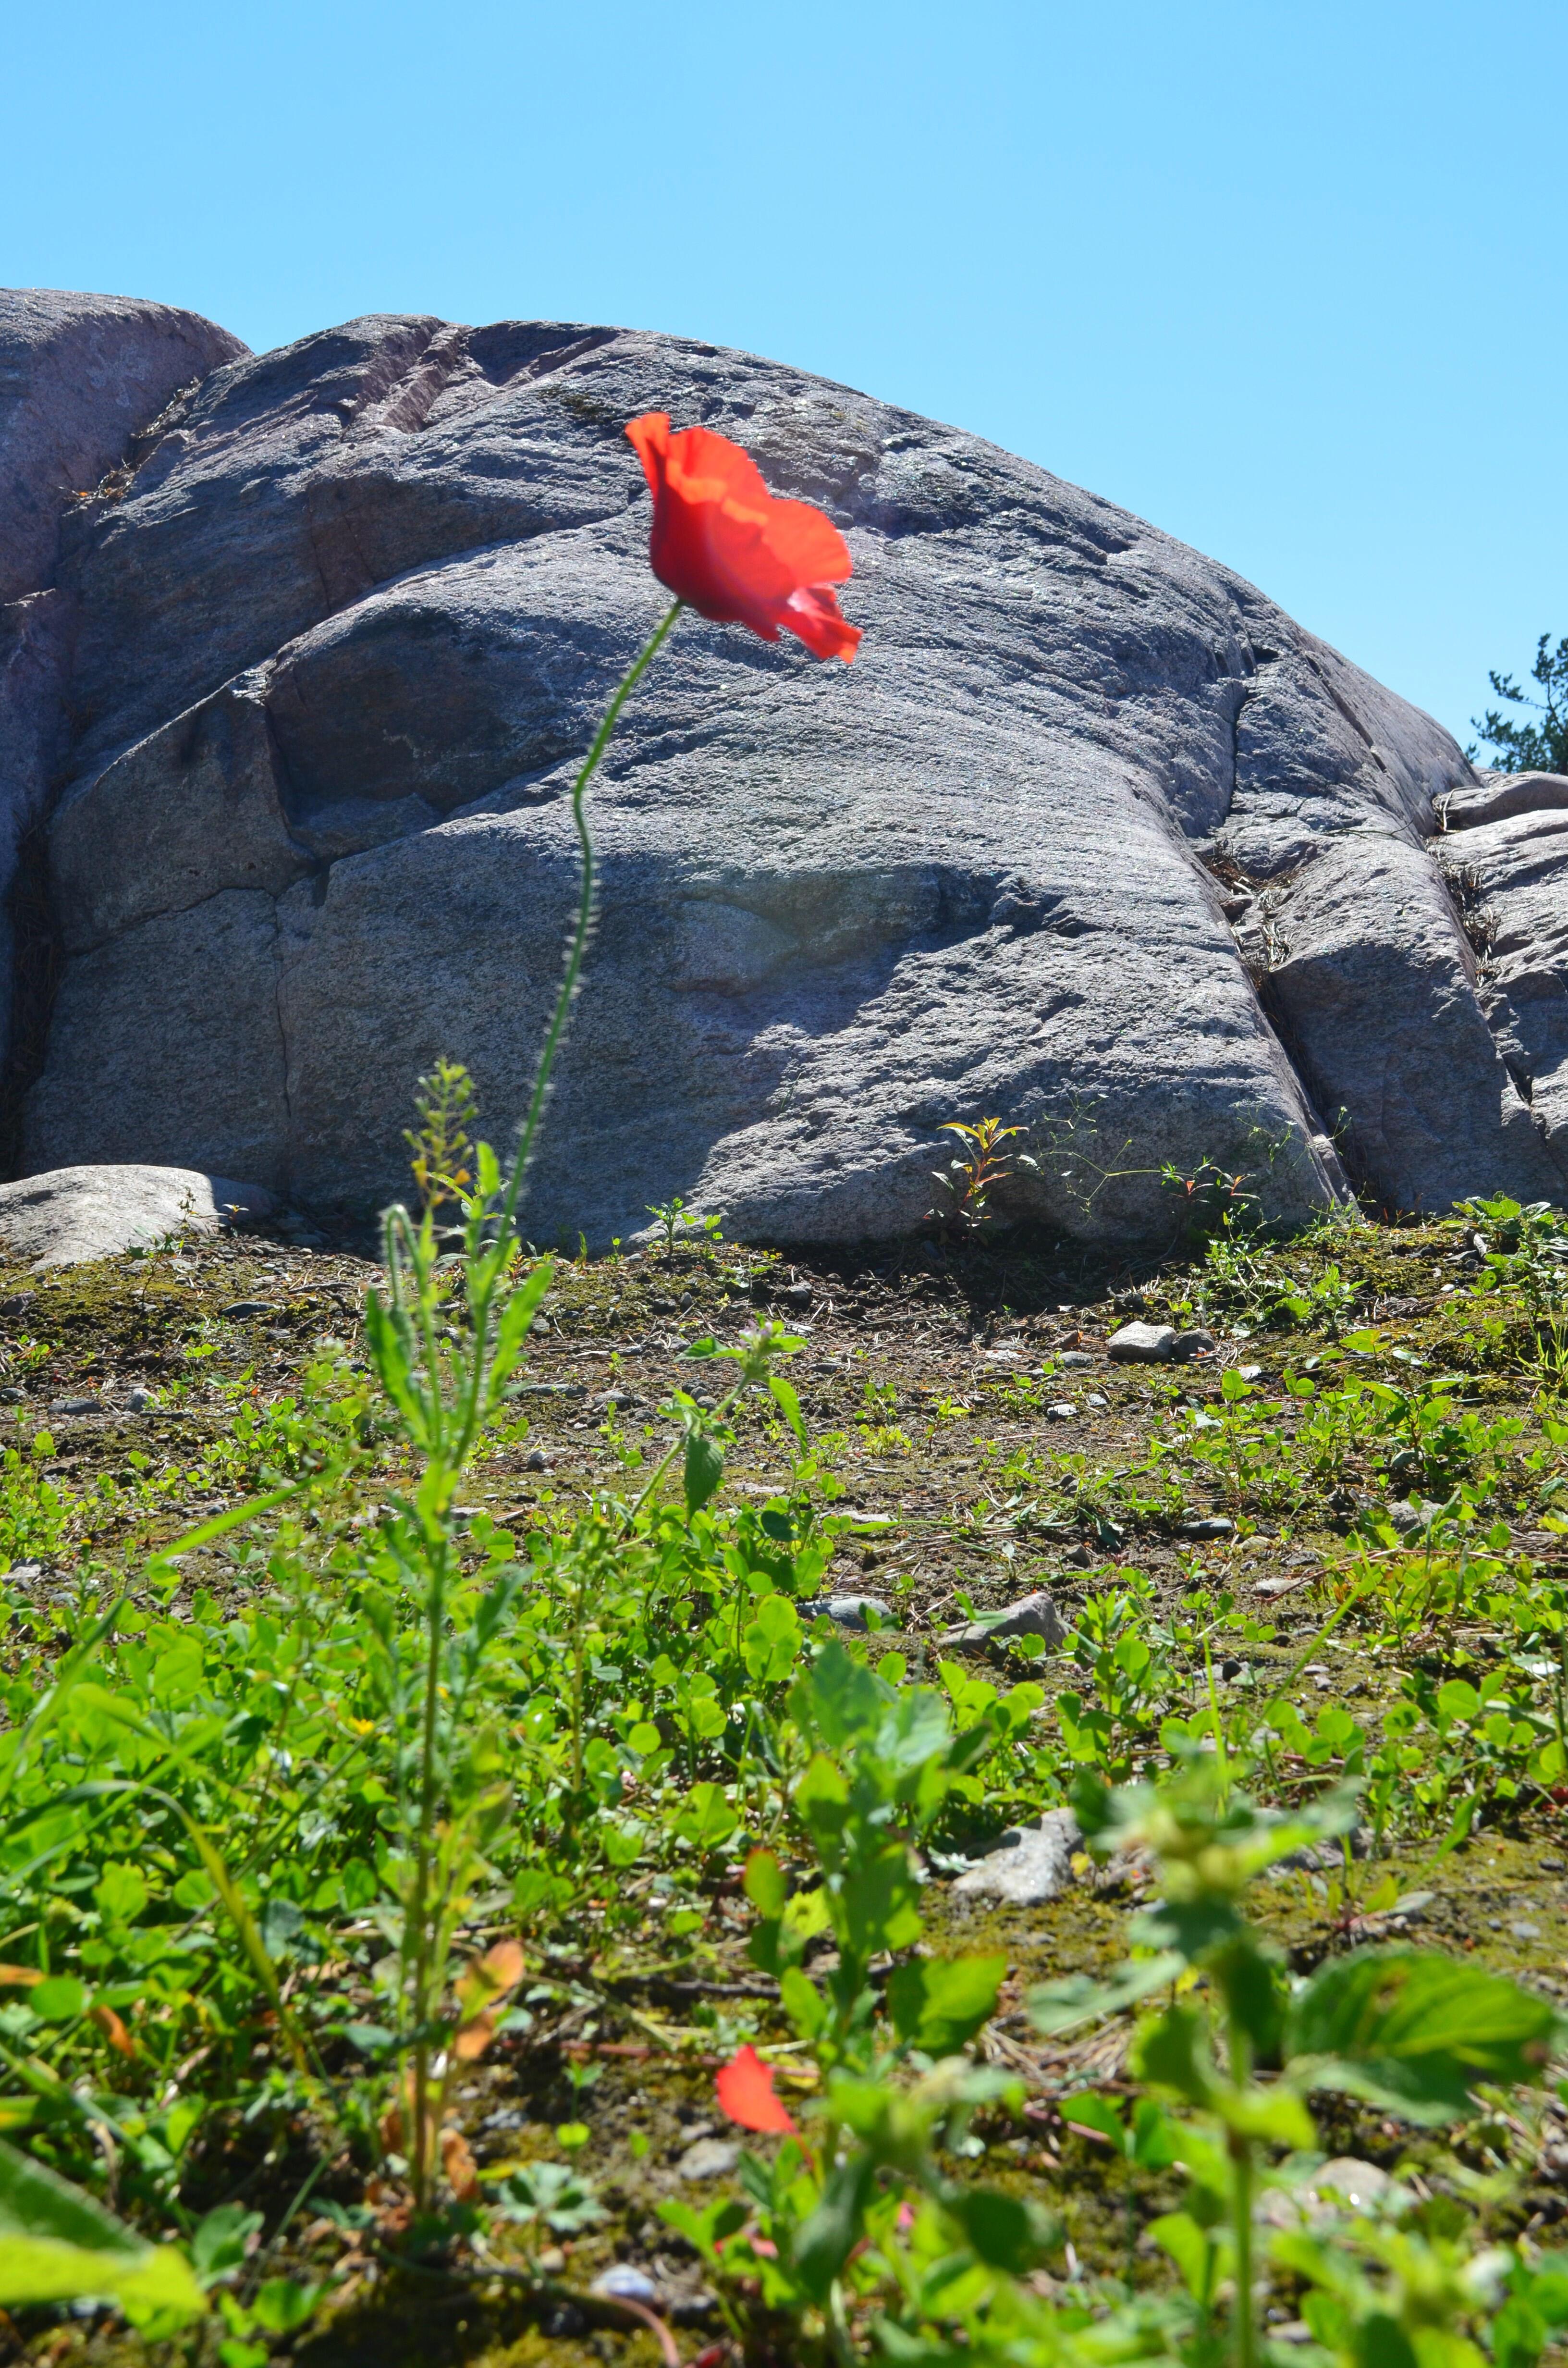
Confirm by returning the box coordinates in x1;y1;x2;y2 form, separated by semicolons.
592;2266;660;2306
49;1396;100;1417
1510;1920;1542;1940
1086;1392;1107;1407
823;1594;893;1632
1107;1321;1177;1363
678;2136;739;2180
1046;1403;1076;1420
939;1590;1066;1650
1058;1350;1094;1368
127;1387;154;1413
219;1301;272;1319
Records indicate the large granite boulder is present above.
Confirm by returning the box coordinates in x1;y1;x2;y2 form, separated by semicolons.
3;290;1565;1241
0;291;249;1094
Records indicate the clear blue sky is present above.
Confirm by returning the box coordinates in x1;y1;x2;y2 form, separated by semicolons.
6;0;1562;750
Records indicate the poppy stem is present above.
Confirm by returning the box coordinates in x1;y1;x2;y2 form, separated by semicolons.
499;597;684;1234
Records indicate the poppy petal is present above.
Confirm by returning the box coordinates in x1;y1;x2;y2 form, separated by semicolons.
715;2043;797;2133
756;495;854;589
781;583;862;663
625;411;672;497
624;414;859;663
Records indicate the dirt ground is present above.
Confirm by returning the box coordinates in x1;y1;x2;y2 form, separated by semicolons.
6;1204;1568;2367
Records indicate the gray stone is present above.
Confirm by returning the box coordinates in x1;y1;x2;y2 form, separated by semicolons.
1257;2155;1408;2232
677;2137;739;2181
939;1589;1067;1649
823;1593;894;1631
1272;1826;1369;1873
952;1808;1081;1906
0;1163;276;1268
25;891;288;1185
0;289;246;607
1180;1516;1236;1538
0;588;72;1010
0;293;247;1060
1108;1320;1178;1362
1438;790;1568;1184
1310;2158;1404;2216
1058;1351;1096;1368
591;2267;660;2306
1261;831;1561;1213
1107;1324;1216;1364
50;669;312;956
1440;771;1568;831
1253;1568;1314;1597
10;291;1568;1235
1387;1497;1445;1533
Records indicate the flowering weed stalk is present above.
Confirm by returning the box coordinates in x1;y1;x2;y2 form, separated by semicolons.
358;414;862;2221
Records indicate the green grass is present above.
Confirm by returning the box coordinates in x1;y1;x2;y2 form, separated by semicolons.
3;1196;1568;2368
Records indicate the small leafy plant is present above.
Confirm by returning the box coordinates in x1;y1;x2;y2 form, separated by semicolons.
929;1117;1038;1233
646;1194;725;1261
1032;1751;1562;2368
669;1639;1051;2356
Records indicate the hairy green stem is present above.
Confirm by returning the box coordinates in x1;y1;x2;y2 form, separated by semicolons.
407;1517;451;2208
625;1373;747;1527
569;1542;589;1809
497;598;684;1246
1229;2017;1257;2368
444;600;684;1468
391;602;683;2209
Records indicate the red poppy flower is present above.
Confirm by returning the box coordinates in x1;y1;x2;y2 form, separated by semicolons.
715;2043;797;2133
625;413;861;664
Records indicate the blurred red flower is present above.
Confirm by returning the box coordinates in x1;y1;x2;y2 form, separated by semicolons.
625;413;861;663
715;2043;797;2133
